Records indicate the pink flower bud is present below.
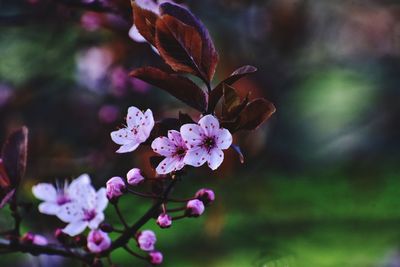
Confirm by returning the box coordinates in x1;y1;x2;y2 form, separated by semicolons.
149;251;163;265
195;188;215;205
54;228;68;243
127;168;145;186
136;230;156;251
22;232;48;246
156;213;172;228
106;176;126;201
186;199;205;217
87;229;111;253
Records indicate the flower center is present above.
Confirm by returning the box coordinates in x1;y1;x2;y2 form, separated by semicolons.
83;209;97;221
93;232;103;245
56;194;71;205
203;137;216;151
175;147;186;158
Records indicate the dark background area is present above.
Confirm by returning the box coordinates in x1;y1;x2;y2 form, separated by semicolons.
0;0;400;266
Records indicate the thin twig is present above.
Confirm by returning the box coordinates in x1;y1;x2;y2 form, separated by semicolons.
113;203;129;229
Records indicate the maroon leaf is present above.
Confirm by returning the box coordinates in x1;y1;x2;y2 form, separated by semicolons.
222;84;249;120
131;1;159;46
155;15;206;81
208;65;258;112
130;66;207;112
159;2;218;82
1;126;28;187
236;98;276;131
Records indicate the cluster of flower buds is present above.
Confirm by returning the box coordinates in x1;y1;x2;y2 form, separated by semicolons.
105;167;145;202
136;230;163;265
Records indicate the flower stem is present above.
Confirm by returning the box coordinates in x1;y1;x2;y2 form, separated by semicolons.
113;203;128;229
123;246;147;260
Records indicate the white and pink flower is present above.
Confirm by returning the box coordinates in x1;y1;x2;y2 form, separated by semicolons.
87;229;111;253
126;168;145;185
106;176;126;201
180;115;232;170
32;174;90;216
57;177;108;236
151;130;188;174
111;106;154;153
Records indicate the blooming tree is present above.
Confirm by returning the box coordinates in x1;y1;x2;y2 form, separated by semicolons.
0;0;275;266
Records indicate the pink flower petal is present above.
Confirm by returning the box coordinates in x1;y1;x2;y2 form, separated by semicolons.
32;183;57;202
183;147;208;167
38;202;60;215
207;148;224;170
180;124;204;146
167;130;185;147
215;128;232;150
111;129;135;145
151;137;175;157
62;221;88;237
116;142;140;153
156;156;181;174
127;106;144;128
199;115;220;136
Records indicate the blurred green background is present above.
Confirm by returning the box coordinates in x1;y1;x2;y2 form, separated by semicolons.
1;0;400;266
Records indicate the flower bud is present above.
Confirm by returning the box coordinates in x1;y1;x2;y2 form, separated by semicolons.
149;251;163;265
54;228;68;243
87;229;111;253
186;199;205;217
156;213;172;228
195;188;215;206
126;168;145;186
99;222;114;233
106;176;126;201
22;232;48;246
136;230;156;251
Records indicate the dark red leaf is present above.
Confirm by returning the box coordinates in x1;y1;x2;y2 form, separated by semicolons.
222;84;249;120
236;98;276;131
208;65;258;112
131;1;159;46
0;189;15;209
0;159;10;188
159;2;218;82
155;15;205;80
1;126;28;188
130;66;207;112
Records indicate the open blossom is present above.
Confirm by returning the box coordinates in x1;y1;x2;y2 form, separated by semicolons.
32;174;90;216
149;251;163;265
151;130;188;174
111;106;154;153
126;168;145;185
181;115;232;170
87;229;111;253
137;230;156;251
56;177;108;236
106;176;126;201
186;199;205;217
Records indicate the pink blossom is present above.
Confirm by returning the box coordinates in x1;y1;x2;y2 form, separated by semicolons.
32;174;90;216
149;251;163;265
151;130;188;174
137;230;156;251
180;115;232;170
87;229;111;253
195;188;215;205
156;213;172;228
126;168;145;186
106;176;126;201
110;106;155;153
186;199;205;217
22;232;48;246
57;175;108;237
